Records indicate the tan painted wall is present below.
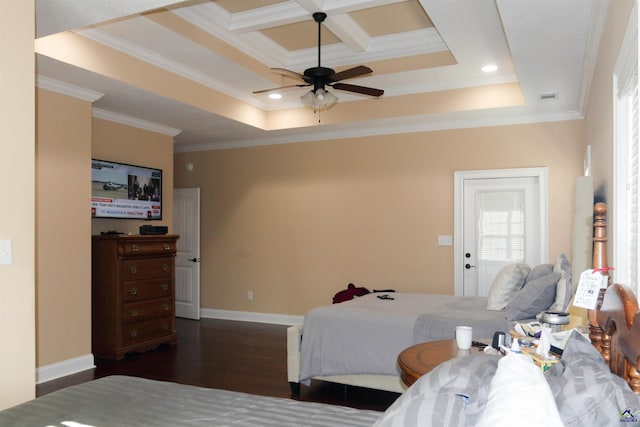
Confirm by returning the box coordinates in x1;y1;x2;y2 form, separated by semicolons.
91;119;175;235
0;0;36;409
175;120;585;315
33;100;174;372
585;0;634;221
36;89;92;366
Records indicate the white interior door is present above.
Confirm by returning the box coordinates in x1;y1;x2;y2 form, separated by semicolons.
173;188;201;319
454;169;548;296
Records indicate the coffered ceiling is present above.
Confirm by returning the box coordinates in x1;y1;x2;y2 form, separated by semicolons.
35;0;608;152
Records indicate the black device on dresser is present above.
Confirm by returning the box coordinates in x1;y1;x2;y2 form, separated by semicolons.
140;225;168;235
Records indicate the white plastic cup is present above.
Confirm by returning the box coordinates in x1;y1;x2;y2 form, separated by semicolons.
456;326;473;350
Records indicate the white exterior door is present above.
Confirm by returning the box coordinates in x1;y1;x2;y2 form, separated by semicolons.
454;169;548;296
173;188;201;319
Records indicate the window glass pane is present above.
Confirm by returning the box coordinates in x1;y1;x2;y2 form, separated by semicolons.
478;191;525;262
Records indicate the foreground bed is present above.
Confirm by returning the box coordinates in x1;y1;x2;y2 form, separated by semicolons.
0;376;381;426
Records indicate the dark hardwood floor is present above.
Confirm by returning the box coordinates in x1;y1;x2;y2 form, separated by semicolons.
36;318;400;412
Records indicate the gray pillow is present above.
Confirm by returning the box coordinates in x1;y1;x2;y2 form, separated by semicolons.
525;263;553;284
373;355;499;427
546;331;640;425
504;272;560;321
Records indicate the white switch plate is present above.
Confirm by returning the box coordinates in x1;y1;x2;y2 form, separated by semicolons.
437;235;452;246
0;239;13;265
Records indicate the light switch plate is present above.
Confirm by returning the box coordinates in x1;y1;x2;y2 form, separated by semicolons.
437;235;452;246
0;239;13;265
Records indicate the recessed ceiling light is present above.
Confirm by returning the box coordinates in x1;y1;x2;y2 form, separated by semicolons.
268;93;282;100
481;64;498;72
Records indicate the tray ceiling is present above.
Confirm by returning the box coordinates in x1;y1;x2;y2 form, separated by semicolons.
35;0;607;151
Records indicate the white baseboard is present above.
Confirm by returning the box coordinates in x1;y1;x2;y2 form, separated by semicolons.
200;308;303;326
37;354;95;384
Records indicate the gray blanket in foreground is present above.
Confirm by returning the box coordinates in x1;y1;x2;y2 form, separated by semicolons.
300;293;509;383
0;376;381;427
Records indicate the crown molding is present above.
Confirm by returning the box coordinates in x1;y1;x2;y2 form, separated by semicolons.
37;76;103;102
578;0;610;114
173;110;583;153
93;107;182;137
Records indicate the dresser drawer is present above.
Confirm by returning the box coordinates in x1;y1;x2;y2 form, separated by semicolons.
123;297;173;323
121;257;173;281
121;277;173;302
122;317;174;347
119;240;176;257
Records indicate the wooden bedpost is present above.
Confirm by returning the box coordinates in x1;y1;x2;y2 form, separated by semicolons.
588;202;610;355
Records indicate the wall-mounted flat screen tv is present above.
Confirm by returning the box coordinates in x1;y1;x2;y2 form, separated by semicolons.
91;159;162;220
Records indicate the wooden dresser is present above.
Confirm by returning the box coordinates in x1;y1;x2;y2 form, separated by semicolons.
91;234;179;360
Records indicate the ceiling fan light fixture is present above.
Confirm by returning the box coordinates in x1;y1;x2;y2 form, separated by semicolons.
253;12;382;110
300;88;338;111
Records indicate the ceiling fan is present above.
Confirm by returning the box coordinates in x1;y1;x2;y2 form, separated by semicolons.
253;12;384;111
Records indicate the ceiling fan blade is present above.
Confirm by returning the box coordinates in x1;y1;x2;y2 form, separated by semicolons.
332;82;384;97
252;84;309;94
330;65;373;83
271;68;311;83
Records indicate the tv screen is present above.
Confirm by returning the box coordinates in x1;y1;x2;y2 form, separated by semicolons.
91;159;162;220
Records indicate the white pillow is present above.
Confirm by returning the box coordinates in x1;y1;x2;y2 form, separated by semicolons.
486;262;530;310
549;254;572;312
476;352;564;427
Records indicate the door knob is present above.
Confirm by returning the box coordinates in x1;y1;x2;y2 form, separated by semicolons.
188;257;200;262
465;263;476;269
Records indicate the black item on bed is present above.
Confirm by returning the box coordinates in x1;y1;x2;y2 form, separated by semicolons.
332;283;370;303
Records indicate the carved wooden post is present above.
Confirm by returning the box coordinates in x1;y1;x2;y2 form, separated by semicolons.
588;202;610;352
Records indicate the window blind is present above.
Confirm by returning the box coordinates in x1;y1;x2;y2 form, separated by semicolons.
613;4;638;299
628;76;639;291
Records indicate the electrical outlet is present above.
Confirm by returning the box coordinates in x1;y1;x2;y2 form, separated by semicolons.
247;291;253;301
437;235;452;246
0;240;12;265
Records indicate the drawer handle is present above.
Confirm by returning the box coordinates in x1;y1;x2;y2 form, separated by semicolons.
161;263;169;271
161;323;169;330
130;309;138;317
129;287;138;296
129;330;138;338
160;283;169;291
131;244;139;252
163;243;171;251
129;266;137;274
161;303;169;311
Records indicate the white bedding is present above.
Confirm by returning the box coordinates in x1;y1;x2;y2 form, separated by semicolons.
299;293;510;384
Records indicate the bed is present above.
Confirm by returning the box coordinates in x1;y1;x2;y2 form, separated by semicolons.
289;292;513;393
287;202;594;394
2;277;639;426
